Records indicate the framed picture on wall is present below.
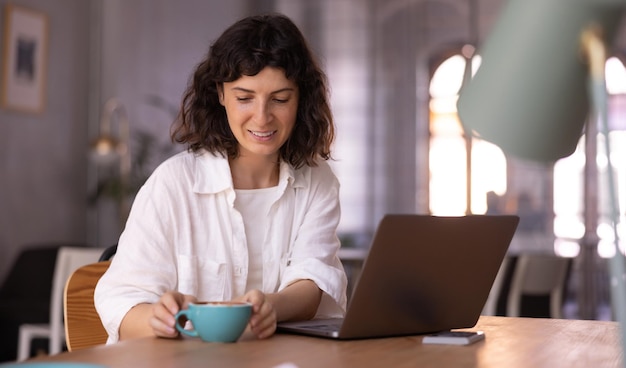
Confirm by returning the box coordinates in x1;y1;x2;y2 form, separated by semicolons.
1;4;49;114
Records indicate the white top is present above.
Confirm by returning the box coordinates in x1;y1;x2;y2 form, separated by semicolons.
94;149;347;343
234;186;278;290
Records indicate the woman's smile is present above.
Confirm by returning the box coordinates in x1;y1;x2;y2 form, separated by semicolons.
249;129;278;140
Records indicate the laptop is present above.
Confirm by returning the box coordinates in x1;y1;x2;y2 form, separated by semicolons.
277;214;519;339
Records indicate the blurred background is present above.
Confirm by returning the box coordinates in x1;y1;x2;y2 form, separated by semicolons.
1;0;626;329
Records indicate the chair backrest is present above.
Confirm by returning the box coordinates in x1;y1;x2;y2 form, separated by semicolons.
482;256;511;316
63;260;111;351
98;243;118;262
49;246;104;354
506;254;571;318
0;246;60;300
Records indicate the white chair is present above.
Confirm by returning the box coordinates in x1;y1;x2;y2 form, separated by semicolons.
482;256;511;316
506;254;571;319
17;246;104;360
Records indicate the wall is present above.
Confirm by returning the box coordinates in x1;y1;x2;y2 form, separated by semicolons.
0;0;91;285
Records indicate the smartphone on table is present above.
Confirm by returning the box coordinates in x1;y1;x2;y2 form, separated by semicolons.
422;331;485;345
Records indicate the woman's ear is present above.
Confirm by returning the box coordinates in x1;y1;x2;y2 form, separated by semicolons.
217;83;224;106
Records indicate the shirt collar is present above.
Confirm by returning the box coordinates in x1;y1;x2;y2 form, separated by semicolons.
193;150;307;193
193;150;233;194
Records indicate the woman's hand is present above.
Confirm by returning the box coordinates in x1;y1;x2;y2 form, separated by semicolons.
235;290;277;339
149;291;197;339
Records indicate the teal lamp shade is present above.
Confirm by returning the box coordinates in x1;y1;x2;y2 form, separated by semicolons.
457;0;624;162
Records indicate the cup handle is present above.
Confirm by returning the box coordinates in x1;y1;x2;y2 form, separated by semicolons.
174;310;198;337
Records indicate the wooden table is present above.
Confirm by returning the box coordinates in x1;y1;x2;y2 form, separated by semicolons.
28;316;622;367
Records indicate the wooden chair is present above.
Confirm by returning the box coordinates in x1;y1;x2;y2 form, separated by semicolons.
63;260;111;351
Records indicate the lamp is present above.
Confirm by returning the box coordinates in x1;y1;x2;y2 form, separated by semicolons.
456;0;626;360
457;0;623;162
90;97;132;228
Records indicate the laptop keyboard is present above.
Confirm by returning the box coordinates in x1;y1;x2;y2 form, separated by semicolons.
309;324;338;331
301;321;341;332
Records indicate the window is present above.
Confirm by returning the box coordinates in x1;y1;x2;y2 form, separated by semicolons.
429;53;506;216
553;56;626;257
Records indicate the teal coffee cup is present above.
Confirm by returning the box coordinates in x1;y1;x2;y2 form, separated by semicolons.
175;301;252;343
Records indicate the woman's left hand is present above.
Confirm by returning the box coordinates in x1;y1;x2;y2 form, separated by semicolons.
236;290;277;339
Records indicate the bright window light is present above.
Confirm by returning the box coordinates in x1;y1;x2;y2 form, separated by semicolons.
429;54;506;216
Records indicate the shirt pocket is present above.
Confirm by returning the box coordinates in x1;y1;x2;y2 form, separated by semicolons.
177;254;228;301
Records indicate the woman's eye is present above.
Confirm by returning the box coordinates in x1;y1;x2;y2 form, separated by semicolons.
236;97;252;102
273;98;289;103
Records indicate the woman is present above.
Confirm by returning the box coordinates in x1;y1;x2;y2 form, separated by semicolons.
94;13;347;343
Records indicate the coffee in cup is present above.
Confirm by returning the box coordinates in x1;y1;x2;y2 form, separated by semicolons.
174;301;252;343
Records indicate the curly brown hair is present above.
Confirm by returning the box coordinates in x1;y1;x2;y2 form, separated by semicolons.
171;13;334;168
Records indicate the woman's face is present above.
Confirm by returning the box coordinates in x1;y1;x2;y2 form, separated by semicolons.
219;67;299;161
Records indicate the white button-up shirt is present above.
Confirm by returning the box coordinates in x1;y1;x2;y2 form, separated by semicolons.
94;150;348;343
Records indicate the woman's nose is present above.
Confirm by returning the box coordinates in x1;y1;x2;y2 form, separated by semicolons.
253;101;271;125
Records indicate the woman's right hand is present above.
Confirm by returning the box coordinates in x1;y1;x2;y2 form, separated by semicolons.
150;291;197;338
